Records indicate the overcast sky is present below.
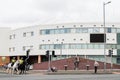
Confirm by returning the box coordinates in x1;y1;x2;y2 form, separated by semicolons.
0;0;119;29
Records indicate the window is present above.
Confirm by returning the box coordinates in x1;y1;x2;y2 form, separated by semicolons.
82;28;88;33
88;44;94;49
31;32;34;36
88;28;93;33
55;29;60;34
54;44;61;49
111;28;116;33
94;28;100;33
9;47;15;52
23;33;26;37
90;34;105;43
107;28;111;33
9;35;12;39
13;34;16;38
64;44;69;49
9;48;11;52
94;44;100;49
9;34;16;39
70;44;76;49
76;44;82;49
23;46;25;51
49;29;54;34
45;30;50;34
76;28;82;33
40;30;46;35
117;28;120;33
81;44;87;49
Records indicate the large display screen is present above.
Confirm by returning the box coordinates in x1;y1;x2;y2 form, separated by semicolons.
90;34;105;43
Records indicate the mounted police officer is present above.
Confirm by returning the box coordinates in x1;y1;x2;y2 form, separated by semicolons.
19;57;24;65
19;57;25;74
11;57;16;66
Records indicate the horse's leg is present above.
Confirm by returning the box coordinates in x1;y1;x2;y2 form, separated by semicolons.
12;67;15;75
6;68;9;73
16;68;19;74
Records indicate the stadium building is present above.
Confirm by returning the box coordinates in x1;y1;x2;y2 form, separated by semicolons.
0;23;120;65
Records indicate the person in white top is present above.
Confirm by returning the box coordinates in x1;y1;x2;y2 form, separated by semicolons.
94;61;99;73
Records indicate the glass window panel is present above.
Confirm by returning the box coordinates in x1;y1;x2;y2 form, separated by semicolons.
94;28;100;33
31;32;34;36
40;30;46;35
76;44;82;49
76;28;82;33
59;29;64;34
111;45;116;49
88;28;93;33
117;45;120;49
71;44;76;49
81;44;87;49
54;44;61;49
88;44;94;49
64;28;71;33
82;28;88;33
45;45;50;49
49;44;54;49
111;28;116;33
99;28;104;33
71;28;76;33
106;45;116;49
45;30;50;34
40;45;46;49
49;29;54;34
107;28;111;33
61;44;65;49
94;44;100;49
54;29;60;34
64;44;70;49
117;28;120;33
100;44;104;49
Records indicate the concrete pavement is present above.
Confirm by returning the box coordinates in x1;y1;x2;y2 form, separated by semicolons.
27;69;120;75
0;69;120;75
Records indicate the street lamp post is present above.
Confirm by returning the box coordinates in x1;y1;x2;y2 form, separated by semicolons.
103;1;111;72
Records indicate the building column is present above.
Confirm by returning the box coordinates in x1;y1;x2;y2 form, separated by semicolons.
38;55;41;63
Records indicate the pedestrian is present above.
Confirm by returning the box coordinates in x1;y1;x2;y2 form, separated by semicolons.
94;61;99;73
74;56;80;70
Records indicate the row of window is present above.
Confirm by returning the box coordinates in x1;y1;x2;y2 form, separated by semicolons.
40;27;120;35
9;27;120;40
9;44;120;52
23;31;34;37
10;31;34;39
9;45;33;52
9;34;16;39
40;44;118;49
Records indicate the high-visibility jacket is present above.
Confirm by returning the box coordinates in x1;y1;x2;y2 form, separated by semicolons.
19;59;24;64
12;59;16;63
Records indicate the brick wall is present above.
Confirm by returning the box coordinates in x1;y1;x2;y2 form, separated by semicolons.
33;57;120;70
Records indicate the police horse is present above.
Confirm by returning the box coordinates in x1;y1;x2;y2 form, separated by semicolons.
6;62;12;74
11;60;20;74
6;60;27;75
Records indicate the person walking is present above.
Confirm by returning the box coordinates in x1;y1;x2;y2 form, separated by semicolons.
94;61;99;73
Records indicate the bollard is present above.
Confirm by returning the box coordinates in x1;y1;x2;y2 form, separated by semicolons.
64;65;68;71
86;65;90;70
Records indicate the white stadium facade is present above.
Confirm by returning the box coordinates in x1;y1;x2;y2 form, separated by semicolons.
0;23;120;65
